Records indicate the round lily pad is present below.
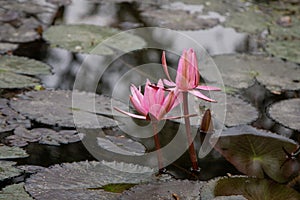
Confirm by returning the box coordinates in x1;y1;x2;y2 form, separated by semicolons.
120;180;203;200
211;54;300;92
0;183;33;200
43;24;146;55
97;135;146;156
0;55;51;75
25;160;155;200
211;125;299;183
214;176;300;200
0;161;23;181
268;98;300;131
9;90;118;129
0;71;40;89
0;144;28;159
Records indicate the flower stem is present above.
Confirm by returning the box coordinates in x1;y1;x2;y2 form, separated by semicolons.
151;121;164;170
182;92;199;171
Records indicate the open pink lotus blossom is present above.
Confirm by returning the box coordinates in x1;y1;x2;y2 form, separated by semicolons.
162;49;220;102
114;79;180;121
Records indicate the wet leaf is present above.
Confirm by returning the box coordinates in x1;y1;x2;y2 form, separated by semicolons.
25;160;155;200
268;98;300;131
214;176;300;200
0;55;51;75
0;183;33;200
212;125;299;183
10;90;119;129
43;24;146;55
120;180;203;200
0;144;28;159
211;54;300;92
0;161;22;181
97;135;146;156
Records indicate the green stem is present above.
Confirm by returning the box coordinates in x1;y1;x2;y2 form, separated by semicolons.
151;121;164;170
182;92;199;171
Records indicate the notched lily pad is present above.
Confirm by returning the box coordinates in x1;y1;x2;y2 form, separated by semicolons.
0;55;51;75
43;24;146;55
268;98;300;131
214;176;300;200
211;54;300;92
0;144;28;159
0;161;23;181
0;183;33;200
10;90;119;129
120;180;203;200
25;160;155;200
212;125;299;183
97;135;146;156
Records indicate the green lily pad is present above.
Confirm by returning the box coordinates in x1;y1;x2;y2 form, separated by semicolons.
0;71;40;89
0;183;33;200
266;40;300;64
214;176;300;200
43;24;146;55
25;160;155;200
120;180;203;200
10;90;119;129
0;144;28;159
268;98;300;131
0;55;51;75
212;125;299;183
211;54;300;92
0;161;23;181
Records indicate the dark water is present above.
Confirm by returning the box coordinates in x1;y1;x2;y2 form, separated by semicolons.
7;1;300;182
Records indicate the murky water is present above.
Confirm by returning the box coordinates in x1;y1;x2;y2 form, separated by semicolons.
8;1;300;181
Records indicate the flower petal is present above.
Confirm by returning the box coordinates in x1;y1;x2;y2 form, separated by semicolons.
162;51;172;81
130;96;148;116
189;90;217;102
196;85;221;91
163;79;176;87
114;107;147;120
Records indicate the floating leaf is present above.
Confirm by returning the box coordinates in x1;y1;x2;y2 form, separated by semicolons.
0;71;40;89
0;183;33;200
25;161;155;200
0;43;18;53
10;90;119;129
97;135;146;156
212;125;299;183
268;98;300;131
43;24;146;55
0;161;22;181
266;40;300;64
211;54;300;92
120;180;203;200
0;144;28;159
0;55;51;75
214;176;300;200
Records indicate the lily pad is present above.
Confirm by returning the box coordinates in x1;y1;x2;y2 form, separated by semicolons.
214;176;300;200
0;55;51;75
10;90;119;129
25;160;155;200
0;71;40;89
0;161;22;181
268;98;300;131
0;183;33;200
0;144;28;159
0;43;18;53
212;125;299;183
43;24;146;55
97;135;146;156
120;180;203;200
211;54;300;92
266;40;300;64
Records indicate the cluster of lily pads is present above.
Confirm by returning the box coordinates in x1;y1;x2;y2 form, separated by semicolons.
0;0;300;199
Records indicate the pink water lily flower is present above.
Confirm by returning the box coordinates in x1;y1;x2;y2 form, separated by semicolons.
162;49;220;102
114;79;180;121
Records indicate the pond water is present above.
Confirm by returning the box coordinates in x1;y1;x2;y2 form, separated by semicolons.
0;0;300;198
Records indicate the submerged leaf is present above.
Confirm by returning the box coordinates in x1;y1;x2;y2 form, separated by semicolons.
212;125;299;183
